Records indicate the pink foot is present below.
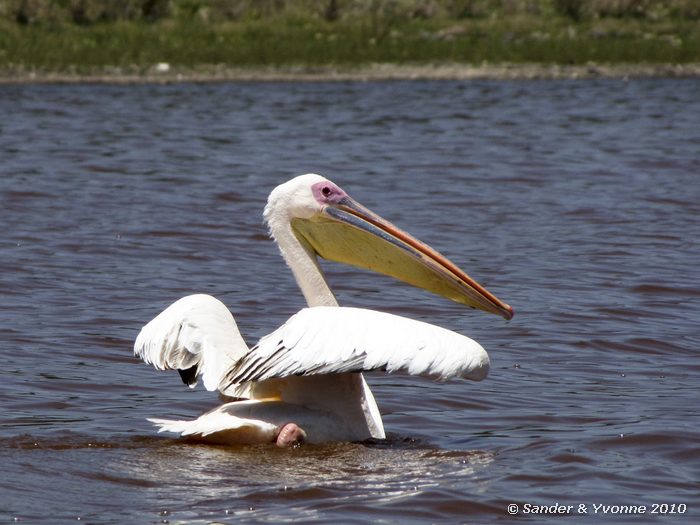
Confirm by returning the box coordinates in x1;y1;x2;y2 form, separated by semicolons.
275;423;307;447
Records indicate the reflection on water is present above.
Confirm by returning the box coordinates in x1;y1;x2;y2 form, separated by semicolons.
1;78;699;523
2;434;495;522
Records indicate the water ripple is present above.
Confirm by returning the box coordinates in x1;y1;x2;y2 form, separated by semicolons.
1;78;699;523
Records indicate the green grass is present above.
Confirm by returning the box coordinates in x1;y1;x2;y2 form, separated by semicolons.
1;13;699;73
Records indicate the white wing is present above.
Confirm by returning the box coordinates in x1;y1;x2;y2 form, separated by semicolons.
134;294;249;391
222;306;490;390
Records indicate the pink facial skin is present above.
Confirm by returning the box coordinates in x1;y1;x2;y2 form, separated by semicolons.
311;181;349;206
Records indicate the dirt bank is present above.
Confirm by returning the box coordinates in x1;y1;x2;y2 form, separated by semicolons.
2;62;700;84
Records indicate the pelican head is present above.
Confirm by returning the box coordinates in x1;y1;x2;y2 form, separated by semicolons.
265;174;513;320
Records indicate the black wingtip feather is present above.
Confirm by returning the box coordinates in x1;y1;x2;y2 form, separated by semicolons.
178;365;198;387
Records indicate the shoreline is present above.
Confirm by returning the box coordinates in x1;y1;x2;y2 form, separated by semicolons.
2;62;700;84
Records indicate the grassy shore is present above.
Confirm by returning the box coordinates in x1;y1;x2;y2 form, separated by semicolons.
1;1;699;81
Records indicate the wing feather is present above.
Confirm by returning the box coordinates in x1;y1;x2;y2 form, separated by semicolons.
134;294;248;391
222;306;489;390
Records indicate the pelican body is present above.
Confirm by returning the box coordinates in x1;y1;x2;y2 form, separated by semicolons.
135;174;512;446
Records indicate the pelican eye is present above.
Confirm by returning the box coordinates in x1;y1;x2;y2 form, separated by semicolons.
321;186;332;197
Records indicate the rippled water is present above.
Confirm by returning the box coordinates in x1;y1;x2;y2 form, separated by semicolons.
1;78;699;523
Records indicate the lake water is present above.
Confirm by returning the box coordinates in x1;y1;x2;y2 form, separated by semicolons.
1;78;699;524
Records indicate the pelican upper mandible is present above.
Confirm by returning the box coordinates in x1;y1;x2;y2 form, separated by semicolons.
134;174;513;446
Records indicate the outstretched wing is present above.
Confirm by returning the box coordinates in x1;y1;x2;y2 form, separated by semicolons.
222;306;489;390
134;294;248;391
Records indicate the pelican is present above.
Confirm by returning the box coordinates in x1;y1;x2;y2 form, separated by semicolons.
135;174;513;446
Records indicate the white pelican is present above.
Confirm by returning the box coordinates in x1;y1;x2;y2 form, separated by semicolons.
135;174;513;446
